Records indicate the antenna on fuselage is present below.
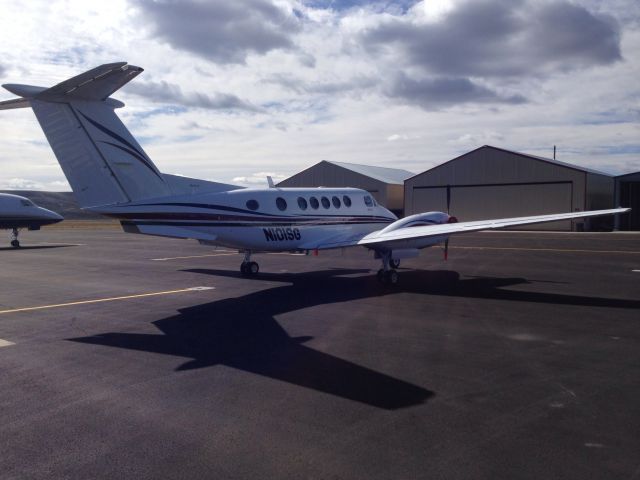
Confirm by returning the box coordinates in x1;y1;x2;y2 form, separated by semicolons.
267;176;276;188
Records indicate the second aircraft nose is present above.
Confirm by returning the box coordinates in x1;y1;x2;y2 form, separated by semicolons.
41;207;64;223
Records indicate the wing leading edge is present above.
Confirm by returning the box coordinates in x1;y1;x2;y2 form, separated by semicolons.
357;208;630;249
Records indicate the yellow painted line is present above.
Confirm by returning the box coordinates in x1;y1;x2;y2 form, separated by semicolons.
0;339;15;347
451;246;640;254
152;252;237;261
0;286;214;315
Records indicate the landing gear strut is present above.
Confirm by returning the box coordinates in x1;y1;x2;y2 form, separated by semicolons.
10;228;20;248
240;251;259;275
376;251;398;285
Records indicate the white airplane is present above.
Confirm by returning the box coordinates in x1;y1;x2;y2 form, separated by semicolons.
0;63;629;282
0;192;63;247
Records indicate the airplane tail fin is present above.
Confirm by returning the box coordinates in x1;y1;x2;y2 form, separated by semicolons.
0;63;173;208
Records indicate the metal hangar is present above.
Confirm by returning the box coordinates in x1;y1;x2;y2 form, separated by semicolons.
404;145;615;231
614;171;640;230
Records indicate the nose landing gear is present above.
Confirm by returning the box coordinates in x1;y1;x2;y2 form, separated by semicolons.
10;228;20;248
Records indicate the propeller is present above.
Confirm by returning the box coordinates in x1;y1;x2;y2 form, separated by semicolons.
446;184;451;214
444;238;449;261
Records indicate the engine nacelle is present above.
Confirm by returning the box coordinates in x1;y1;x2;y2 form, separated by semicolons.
377;211;455;235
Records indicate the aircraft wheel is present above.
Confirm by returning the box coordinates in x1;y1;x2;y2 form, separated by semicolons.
241;261;259;275
390;258;400;269
386;269;399;285
10;240;20;248
377;269;398;285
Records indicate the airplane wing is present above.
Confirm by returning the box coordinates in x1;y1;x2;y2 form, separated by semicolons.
357;208;630;249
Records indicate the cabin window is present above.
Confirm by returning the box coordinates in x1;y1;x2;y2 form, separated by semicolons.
321;196;330;209
276;197;287;211
310;197;319;209
332;196;341;208
343;195;352;207
246;199;259;211
297;197;308;210
364;195;373;207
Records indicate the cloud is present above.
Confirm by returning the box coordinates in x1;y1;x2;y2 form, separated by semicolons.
303;0;417;13
0;63;5;78
232;172;287;186
449;131;505;146
123;80;262;112
0;178;44;190
386;73;526;109
267;73;377;95
0;178;71;191
132;0;301;64
362;0;622;78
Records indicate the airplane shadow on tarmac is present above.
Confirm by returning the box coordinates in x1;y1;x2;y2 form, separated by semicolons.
69;268;639;410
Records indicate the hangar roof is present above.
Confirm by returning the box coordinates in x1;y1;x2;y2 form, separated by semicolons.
408;145;612;180
327;161;414;184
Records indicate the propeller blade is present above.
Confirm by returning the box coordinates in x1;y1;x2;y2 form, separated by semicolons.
444;238;449;261
446;184;451;214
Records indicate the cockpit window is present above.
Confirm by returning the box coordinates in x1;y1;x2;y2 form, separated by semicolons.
364;195;373;207
20;199;34;207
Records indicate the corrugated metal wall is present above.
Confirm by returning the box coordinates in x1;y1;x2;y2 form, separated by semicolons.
615;172;640;230
405;147;601;231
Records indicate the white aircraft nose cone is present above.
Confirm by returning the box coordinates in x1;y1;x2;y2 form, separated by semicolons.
42;208;63;222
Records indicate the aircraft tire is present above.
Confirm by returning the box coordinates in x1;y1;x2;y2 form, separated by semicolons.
377;269;398;285
249;261;259;274
390;259;400;269
10;240;20;248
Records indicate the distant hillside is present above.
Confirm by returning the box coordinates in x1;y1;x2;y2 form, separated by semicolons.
0;191;103;220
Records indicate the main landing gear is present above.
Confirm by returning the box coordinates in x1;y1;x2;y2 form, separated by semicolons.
376;251;399;285
10;228;20;248
240;251;259;276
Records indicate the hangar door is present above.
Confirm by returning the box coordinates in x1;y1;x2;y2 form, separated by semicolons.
412;182;574;231
619;181;640;230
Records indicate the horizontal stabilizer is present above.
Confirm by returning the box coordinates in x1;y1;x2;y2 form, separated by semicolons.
0;97;31;110
2;62;141;103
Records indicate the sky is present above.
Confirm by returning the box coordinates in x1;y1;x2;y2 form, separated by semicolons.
0;0;638;190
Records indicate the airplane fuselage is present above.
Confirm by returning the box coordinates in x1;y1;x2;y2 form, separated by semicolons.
97;187;404;251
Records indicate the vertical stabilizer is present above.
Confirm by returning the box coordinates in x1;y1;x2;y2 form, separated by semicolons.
1;63;173;208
